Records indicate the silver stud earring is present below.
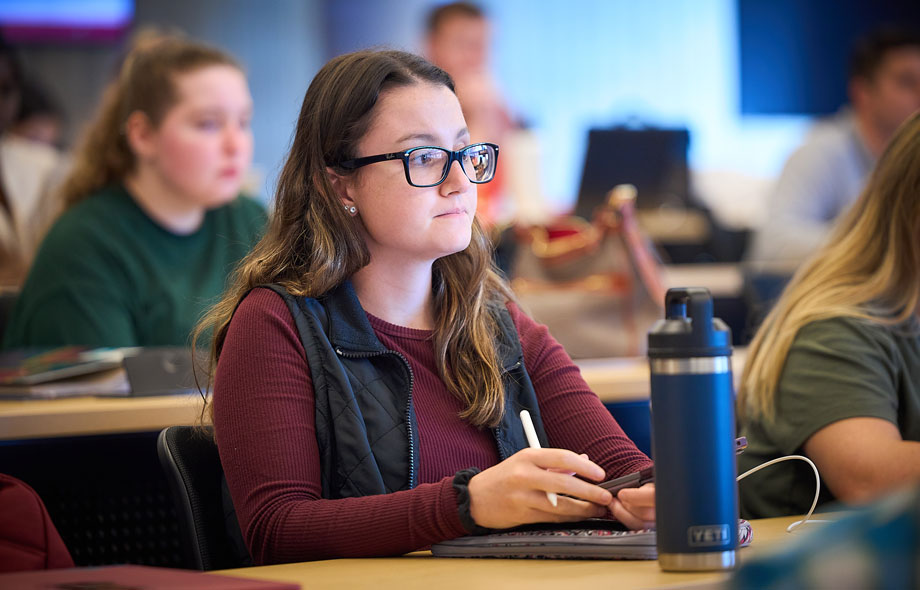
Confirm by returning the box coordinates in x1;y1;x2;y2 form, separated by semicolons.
345;205;356;215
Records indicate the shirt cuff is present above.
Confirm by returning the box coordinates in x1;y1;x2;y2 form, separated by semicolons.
452;467;492;535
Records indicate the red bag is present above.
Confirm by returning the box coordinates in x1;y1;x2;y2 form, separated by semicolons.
510;185;666;358
0;473;74;572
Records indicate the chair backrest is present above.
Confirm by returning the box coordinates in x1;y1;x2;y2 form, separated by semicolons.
156;426;250;570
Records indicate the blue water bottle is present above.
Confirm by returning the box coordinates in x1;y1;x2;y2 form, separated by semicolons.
649;287;737;571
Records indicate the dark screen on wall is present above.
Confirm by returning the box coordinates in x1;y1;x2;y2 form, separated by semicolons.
739;0;920;115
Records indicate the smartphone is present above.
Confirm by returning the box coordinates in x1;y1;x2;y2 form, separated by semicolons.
599;436;748;494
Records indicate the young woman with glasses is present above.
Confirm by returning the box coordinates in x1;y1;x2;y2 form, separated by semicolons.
197;49;654;564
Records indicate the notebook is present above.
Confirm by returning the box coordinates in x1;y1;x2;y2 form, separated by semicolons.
0;564;299;589
0;367;129;399
0;347;124;386
0;347;205;399
431;518;753;559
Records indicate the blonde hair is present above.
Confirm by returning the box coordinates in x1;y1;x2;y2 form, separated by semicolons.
739;112;920;421
194;50;515;428
58;34;240;208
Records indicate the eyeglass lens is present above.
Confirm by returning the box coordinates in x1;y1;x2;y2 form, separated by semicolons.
406;144;496;186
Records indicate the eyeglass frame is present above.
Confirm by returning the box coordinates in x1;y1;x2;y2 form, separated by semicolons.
337;142;500;188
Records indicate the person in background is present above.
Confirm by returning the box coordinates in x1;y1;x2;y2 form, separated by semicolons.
10;78;64;148
737;111;920;519
199;49;654;565
0;37;63;287
747;27;920;272
2;35;266;348
424;1;515;227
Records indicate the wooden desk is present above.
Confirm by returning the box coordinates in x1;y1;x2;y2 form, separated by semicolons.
0;349;747;440
0;384;205;441
662;263;743;298
577;348;747;404
0;361;644;440
638;208;711;244
215;515;802;590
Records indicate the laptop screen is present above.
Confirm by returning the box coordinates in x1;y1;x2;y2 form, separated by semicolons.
123;347;205;397
574;127;690;219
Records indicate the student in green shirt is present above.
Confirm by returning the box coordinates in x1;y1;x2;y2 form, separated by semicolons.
737;112;920;518
3;35;266;348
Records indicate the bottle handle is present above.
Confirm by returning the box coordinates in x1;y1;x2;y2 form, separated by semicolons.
664;287;713;324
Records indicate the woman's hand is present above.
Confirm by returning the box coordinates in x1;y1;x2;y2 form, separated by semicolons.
467;448;612;529
608;483;655;530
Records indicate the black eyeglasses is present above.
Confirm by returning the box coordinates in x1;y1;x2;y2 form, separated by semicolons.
338;142;499;188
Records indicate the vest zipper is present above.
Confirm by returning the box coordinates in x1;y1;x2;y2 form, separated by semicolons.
493;427;507;461
335;346;417;489
493;359;523;461
502;360;522;374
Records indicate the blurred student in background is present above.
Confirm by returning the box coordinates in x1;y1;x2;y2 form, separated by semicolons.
0;37;63;287
737;112;920;519
424;1;516;227
2;35;266;348
10;78;64;148
200;49;653;564
748;27;920;272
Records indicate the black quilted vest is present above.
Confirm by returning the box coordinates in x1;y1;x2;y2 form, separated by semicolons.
257;281;549;499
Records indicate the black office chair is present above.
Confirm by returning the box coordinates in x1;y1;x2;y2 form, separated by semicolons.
156;426;251;570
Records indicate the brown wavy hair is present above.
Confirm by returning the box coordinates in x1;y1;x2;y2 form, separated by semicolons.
57;34;240;208
195;49;514;427
739;111;920;421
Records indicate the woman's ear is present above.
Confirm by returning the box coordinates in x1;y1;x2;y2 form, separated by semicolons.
326;167;357;212
124;111;157;160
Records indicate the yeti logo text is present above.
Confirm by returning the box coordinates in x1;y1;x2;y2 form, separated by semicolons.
687;524;730;547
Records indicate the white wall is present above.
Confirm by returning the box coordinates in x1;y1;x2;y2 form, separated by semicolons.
488;0;811;209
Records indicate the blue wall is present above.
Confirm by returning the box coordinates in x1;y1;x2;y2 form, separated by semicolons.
740;0;920;115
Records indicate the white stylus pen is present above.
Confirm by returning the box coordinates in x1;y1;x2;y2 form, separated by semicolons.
519;409;557;507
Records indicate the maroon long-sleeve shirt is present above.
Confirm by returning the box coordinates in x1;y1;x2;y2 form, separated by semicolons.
213;287;651;564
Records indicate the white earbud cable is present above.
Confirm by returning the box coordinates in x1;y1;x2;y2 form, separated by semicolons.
737;454;831;532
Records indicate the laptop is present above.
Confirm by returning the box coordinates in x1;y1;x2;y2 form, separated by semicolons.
122;347;206;397
574;127;690;219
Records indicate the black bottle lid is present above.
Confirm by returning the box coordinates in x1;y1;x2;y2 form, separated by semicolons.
648;287;732;358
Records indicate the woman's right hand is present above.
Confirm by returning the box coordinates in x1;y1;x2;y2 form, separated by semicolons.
467;448;613;529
